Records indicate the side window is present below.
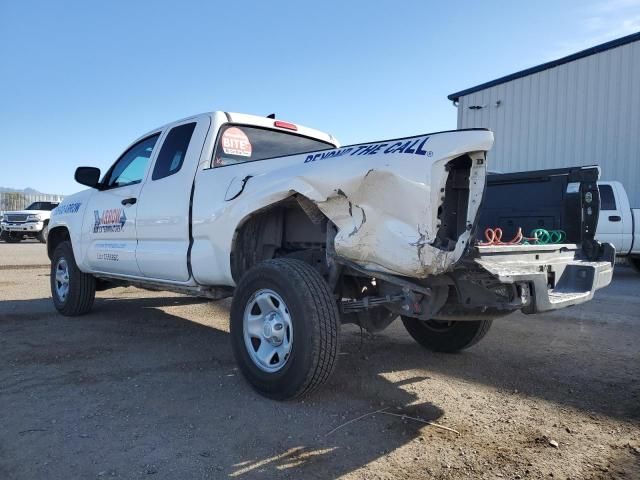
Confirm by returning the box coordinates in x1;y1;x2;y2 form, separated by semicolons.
599;185;616;211
212;125;333;167
152;123;197;181
104;134;160;188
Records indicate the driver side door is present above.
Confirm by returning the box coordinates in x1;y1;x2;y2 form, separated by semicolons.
82;133;160;276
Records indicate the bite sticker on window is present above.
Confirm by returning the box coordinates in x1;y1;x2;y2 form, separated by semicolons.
221;127;252;157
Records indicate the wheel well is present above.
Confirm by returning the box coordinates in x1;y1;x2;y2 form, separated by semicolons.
230;195;329;282
47;226;70;260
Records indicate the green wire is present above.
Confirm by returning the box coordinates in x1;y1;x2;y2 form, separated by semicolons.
530;228;566;244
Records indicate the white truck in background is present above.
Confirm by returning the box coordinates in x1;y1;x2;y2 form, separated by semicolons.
0;201;59;243
596;181;640;272
46;111;614;399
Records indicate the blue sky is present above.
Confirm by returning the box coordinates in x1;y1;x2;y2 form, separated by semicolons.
1;0;639;194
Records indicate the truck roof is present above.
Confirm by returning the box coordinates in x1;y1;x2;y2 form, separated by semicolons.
131;111;338;149
225;112;337;146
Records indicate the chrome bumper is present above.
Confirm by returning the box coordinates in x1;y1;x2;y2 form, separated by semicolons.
1;221;44;232
473;242;615;314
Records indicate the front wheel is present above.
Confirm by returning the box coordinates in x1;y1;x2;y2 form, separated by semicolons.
230;258;340;400
1;231;22;243
37;223;49;243
401;317;493;352
630;256;640;274
51;241;96;316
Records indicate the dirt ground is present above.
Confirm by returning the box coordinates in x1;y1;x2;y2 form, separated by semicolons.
1;242;639;480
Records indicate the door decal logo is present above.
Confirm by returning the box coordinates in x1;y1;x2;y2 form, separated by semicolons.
93;209;127;233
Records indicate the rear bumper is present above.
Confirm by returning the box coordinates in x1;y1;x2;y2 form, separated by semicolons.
472;242;615;314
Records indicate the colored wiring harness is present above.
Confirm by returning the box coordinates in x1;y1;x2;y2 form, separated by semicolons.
529;228;566;244
478;227;566;246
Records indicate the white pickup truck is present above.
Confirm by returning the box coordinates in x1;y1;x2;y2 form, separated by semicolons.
47;111;615;399
0;201;59;243
596;181;640;272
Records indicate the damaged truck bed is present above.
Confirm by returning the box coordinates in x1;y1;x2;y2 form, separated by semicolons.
48;111;614;399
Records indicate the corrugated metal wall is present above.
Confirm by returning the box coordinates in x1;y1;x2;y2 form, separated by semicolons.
457;39;640;207
0;192;65;215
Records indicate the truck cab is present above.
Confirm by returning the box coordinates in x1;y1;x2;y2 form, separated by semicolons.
596;180;640;271
48;112;337;281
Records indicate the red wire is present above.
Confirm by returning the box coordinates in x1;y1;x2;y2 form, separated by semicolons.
478;227;538;246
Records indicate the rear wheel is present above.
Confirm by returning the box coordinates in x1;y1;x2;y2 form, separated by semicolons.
51;241;96;316
230;258;340;400
401;317;492;352
630;256;640;274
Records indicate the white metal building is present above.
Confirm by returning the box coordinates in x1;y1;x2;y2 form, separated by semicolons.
449;32;640;206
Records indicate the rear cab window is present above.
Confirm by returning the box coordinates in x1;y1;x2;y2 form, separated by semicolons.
212;125;334;167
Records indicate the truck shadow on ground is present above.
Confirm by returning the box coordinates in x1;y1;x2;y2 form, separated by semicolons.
1;294;445;479
1;292;638;478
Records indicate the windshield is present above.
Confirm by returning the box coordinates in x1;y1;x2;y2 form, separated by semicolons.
26;202;59;211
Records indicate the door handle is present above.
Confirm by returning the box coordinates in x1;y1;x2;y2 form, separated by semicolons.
608;215;621;222
121;198;137;206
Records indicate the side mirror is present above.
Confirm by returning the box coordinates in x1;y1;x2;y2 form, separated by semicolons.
75;167;102;189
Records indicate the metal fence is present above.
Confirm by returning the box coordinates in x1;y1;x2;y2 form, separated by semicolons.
0;192;65;214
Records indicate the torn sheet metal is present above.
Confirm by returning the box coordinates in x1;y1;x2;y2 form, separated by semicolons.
313;151;487;277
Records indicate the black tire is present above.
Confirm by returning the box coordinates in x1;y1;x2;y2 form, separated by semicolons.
630;256;640;274
2;231;22;243
401;317;492;353
230;258;340;400
51;241;96;316
37;223;49;243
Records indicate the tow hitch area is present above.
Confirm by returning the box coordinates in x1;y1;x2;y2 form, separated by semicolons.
472;243;615;313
